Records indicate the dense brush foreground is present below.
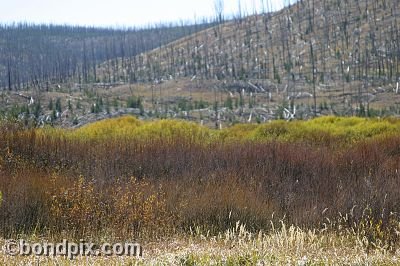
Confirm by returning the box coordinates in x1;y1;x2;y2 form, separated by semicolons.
1;116;400;259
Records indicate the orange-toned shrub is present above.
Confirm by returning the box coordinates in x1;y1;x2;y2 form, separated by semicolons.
47;175;174;238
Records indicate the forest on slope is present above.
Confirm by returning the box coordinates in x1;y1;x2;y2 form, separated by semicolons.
103;0;400;116
0;21;213;90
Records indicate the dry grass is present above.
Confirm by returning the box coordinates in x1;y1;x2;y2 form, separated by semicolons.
1;221;400;265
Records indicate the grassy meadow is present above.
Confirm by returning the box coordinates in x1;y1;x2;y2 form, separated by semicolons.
1;116;400;264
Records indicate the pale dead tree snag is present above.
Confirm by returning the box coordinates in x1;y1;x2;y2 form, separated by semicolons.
310;39;317;117
214;0;225;25
90;40;97;83
7;56;12;91
364;37;370;116
82;41;89;83
237;0;243;23
260;0;266;14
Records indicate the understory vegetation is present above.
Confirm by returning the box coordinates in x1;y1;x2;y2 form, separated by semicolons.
1;116;400;262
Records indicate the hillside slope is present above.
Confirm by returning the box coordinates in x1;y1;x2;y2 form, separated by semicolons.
101;0;400;116
0;22;213;90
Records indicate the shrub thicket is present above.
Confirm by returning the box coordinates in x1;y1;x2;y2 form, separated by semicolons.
1;116;400;249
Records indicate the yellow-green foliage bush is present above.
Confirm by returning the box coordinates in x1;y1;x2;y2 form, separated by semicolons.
29;115;400;145
67;116;213;143
249;120;290;141
70;115;142;140
219;123;259;142
248;116;400;145
131;119;213;143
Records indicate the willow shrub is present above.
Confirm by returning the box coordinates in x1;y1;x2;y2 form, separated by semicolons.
248;116;400;146
2;116;400;245
36;115;400;145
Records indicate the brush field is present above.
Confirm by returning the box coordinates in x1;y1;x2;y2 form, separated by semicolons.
1;116;400;264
